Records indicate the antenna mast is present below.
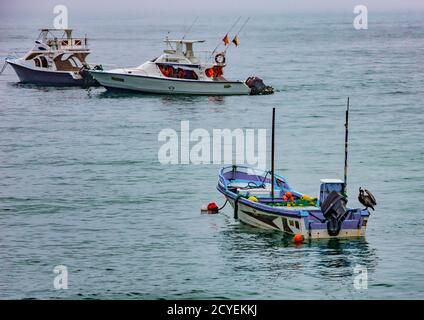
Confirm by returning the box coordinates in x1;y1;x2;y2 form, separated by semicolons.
271;107;276;201
343;97;350;195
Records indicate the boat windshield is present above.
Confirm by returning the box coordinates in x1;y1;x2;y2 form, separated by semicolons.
158;64;199;80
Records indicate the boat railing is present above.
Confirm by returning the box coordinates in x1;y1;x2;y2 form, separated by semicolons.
59;38;89;50
44;37;89;50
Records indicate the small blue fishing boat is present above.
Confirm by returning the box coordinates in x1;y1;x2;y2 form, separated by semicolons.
215;102;376;240
217;165;370;239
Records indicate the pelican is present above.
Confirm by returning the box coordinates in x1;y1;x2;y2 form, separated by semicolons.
358;187;377;211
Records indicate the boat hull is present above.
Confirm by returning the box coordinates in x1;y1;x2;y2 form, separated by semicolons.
89;70;251;95
7;60;91;87
225;196;369;240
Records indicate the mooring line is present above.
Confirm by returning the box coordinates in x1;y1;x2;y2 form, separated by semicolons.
0;60;8;75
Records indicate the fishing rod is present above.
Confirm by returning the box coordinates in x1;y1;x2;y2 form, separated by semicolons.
164;31;174;50
343;97;349;196
167;16;198;51
181;16;199;41
223;17;250;53
210;16;241;57
235;17;250;37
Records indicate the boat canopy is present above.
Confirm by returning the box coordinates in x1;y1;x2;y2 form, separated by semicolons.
164;39;205;43
32;28;89;52
163;39;206;60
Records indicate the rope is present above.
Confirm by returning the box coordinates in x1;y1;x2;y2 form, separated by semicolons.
218;199;228;211
0;60;8;75
233;172;269;191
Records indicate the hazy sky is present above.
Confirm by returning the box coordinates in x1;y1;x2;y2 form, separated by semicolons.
2;0;424;17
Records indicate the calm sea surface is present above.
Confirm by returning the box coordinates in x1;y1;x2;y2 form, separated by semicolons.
0;13;423;299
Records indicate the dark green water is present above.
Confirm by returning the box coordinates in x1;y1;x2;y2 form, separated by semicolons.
0;13;423;299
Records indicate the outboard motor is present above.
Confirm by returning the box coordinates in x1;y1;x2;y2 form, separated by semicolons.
320;191;348;236
245;76;274;95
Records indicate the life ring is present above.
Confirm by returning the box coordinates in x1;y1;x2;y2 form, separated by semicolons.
215;53;226;64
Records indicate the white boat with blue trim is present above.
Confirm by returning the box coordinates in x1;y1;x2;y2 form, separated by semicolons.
89;38;273;95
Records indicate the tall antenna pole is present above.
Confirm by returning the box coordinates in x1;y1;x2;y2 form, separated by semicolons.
271;107;276;201
343;97;349;195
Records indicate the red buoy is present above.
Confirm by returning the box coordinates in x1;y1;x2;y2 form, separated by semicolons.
207;202;219;214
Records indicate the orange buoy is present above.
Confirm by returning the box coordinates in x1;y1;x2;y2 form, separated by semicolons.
293;234;304;243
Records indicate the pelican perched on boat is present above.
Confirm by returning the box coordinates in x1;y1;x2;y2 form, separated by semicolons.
358;187;377;211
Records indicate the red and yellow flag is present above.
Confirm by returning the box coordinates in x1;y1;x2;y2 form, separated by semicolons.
222;34;229;46
232;35;238;47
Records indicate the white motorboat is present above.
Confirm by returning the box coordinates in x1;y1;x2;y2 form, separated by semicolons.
89;38;273;95
4;28;100;87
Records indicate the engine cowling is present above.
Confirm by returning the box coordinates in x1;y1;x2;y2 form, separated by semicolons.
320;191;348;236
245;76;274;95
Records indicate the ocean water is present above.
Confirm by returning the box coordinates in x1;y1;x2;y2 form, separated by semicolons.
0;12;423;299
